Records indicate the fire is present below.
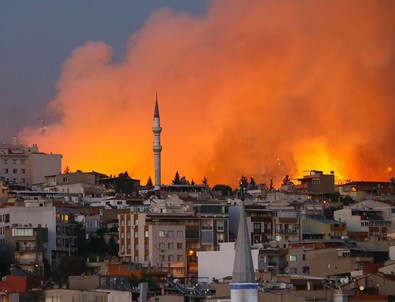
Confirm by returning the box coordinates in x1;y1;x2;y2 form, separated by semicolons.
21;0;395;188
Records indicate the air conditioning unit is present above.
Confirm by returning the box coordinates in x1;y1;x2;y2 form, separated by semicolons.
338;250;350;257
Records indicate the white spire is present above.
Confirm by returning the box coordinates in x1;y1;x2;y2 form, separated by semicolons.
230;205;258;302
152;95;162;190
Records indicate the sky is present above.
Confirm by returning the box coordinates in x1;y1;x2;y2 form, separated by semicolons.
1;0;394;187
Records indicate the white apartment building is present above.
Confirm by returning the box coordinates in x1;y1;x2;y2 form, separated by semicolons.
0;143;62;186
197;242;260;282
0;200;77;267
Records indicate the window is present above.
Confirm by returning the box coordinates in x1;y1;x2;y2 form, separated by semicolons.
145;231;149;238
253;235;262;244
217;220;225;231
168;243;174;250
312;178;320;184
21;169;26;174
134;231;138;238
4;169;8;174
13;159;17;164
159;243;165;250
168;255;174;262
253;223;262;232
201;220;212;230
201;231;213;244
126;232;131;238
177;243;183;250
21;178;25;183
4;159;8;164
289;255;297;262
177;255;183;261
159;230;165;237
12;228;33;237
167;230;174;237
217;233;225;243
177;231;183;238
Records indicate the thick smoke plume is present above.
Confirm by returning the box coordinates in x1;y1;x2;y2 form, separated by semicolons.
22;0;395;187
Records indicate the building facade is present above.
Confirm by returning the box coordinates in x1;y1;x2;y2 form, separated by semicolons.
0;143;61;187
0;200;77;267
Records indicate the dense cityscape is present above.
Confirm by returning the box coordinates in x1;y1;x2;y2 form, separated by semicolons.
0;100;394;302
2;1;395;301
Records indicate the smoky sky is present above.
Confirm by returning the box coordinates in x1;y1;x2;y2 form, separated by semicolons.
7;0;395;187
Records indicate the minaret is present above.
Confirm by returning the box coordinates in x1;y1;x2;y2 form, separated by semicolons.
230;205;258;302
152;95;162;191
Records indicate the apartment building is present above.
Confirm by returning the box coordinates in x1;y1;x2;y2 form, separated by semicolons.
244;205;273;245
306;248;373;278
272;208;302;246
5;225;48;275
44;170;106;197
0;143;61;186
302;215;347;240
295;170;335;194
118;202;230;279
0;200;77;268
334;208;391;241
118;212;188;278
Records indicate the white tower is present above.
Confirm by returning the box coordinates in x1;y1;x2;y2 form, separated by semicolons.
152;95;162;190
230;205;258;302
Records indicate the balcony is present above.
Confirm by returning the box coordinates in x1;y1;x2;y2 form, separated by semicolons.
276;229;298;234
15;247;37;253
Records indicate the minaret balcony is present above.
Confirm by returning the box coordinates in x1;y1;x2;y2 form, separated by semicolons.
152;126;162;133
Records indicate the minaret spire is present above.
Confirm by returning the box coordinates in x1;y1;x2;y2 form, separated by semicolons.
154;93;160;118
152;94;162;191
230;205;258;302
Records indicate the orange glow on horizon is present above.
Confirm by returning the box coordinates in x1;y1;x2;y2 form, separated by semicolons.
20;1;395;188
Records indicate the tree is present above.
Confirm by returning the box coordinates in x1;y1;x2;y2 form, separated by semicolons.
202;176;208;186
249;176;257;189
87;234;107;255
57;255;86;282
172;171;182;185
239;176;248;188
212;184;233;197
114;171;136;196
146;176;153;187
107;237;119;256
282;174;293;185
43;257;51;278
75;222;88;257
190;179;195;185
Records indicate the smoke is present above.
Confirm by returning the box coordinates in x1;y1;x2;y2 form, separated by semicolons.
22;0;395;187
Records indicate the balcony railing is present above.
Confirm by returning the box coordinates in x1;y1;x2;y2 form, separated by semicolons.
276;229;298;234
